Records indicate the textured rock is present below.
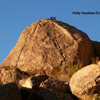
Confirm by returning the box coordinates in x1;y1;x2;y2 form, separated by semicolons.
0;67;30;86
0;82;22;100
20;76;77;100
0;68;17;84
98;61;100;66
40;77;69;92
0;19;94;77
70;64;100;99
39;77;77;100
19;75;48;89
19;77;33;89
92;41;100;57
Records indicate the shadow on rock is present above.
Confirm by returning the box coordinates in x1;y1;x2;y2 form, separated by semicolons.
0;82;22;100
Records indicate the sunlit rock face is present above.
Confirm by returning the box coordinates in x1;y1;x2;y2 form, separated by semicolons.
70;64;100;99
0;19;94;76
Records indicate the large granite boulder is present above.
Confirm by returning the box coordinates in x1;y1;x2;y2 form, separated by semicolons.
0;19;94;77
70;63;100;99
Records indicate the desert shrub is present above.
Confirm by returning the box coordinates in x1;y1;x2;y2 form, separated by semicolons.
66;60;83;80
49;60;83;82
59;57;100;81
45;57;100;82
59;60;83;81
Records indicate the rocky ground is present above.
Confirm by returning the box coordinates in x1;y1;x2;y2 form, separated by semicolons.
0;18;100;100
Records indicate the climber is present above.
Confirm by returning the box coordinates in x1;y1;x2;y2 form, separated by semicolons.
50;17;56;20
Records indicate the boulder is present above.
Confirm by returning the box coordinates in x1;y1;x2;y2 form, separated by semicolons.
39;77;77;100
70;64;100;99
40;77;69;92
0;19;94;78
19;75;48;89
20;76;77;100
0;68;17;84
19;77;33;89
0;67;30;86
0;82;22;100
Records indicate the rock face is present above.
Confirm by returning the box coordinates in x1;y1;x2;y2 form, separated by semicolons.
92;41;100;57
0;67;30;86
0;68;17;84
0;19;94;76
70;63;100;99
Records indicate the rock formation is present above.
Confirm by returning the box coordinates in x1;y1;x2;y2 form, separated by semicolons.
19;75;48;89
1;18;100;100
0;68;17;84
19;75;77;100
0;19;94;79
70;63;100;99
40;77;69;92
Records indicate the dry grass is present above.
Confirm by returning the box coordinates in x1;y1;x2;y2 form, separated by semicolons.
48;57;100;82
65;60;83;81
91;57;99;64
45;60;84;82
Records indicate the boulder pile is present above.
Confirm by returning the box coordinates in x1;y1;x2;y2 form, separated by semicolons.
0;18;100;100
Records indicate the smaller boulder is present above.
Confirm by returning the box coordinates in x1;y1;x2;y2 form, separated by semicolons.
70;64;100;99
20;76;77;100
40;77;69;92
19;75;48;89
19;77;33;89
0;68;17;84
40;77;76;100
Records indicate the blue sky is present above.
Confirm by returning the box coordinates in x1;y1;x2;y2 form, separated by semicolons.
0;0;100;63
